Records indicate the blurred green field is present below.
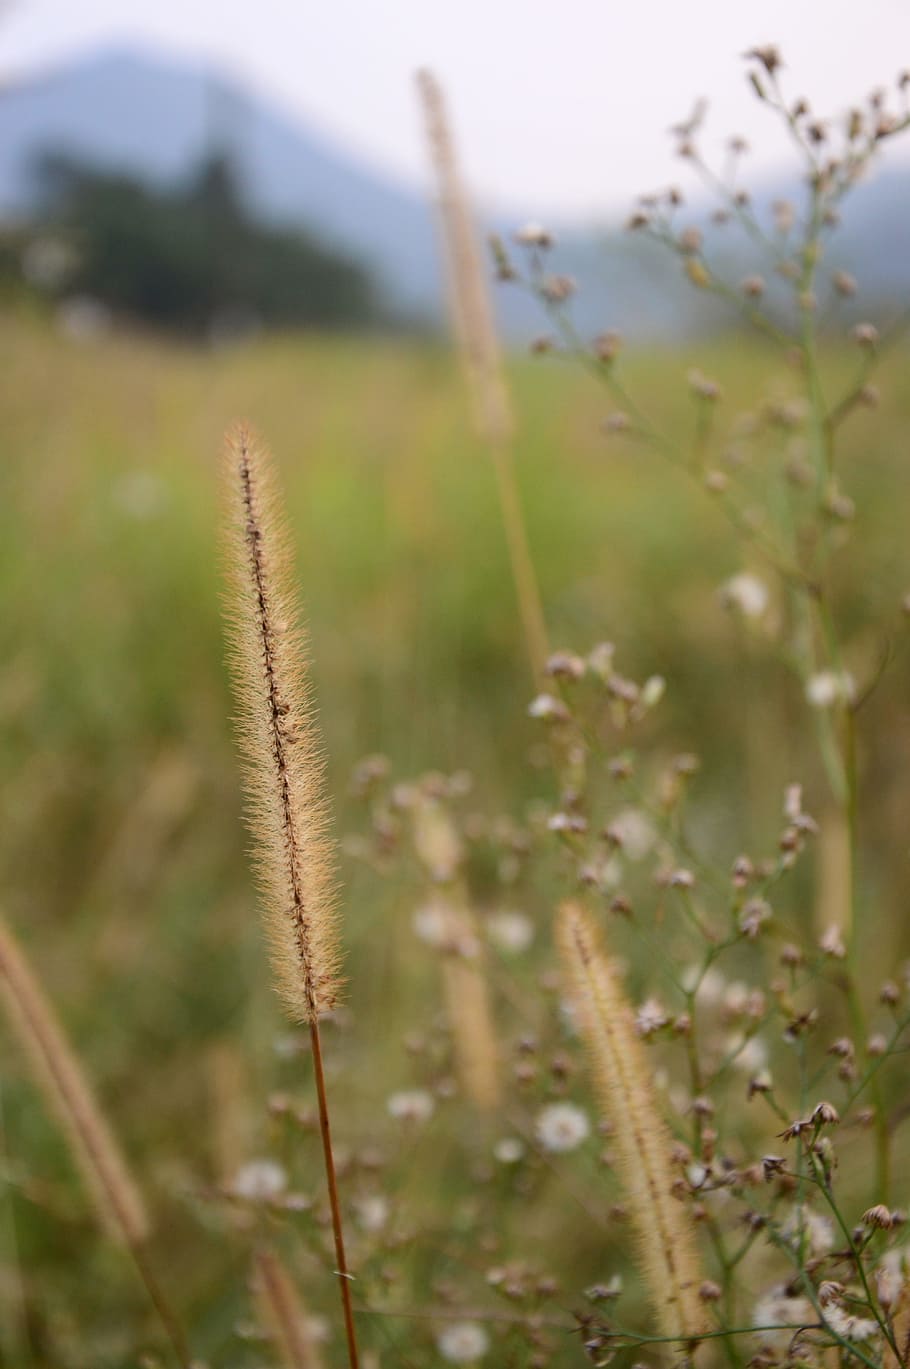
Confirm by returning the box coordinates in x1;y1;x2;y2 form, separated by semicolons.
1;311;909;1366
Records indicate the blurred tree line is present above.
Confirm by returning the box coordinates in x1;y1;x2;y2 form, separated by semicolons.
1;152;382;337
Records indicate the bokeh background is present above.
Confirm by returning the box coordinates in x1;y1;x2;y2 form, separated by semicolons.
2;3;910;1366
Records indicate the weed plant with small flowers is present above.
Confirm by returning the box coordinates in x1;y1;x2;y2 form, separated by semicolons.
338;48;910;1367
479;47;910;1366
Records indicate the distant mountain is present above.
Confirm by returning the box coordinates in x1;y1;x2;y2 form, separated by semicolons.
1;46;908;340
0;47;447;323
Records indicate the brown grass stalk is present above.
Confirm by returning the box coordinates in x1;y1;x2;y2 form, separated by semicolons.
442;951;501;1112
416;68;549;683
253;1247;325;1369
410;798;500;1109
0;915;191;1367
556;902;706;1346
221;424;359;1369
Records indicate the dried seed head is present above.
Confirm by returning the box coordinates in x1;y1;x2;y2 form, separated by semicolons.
221;426;341;1023
557;903;707;1342
745;45;783;75
0;917;149;1248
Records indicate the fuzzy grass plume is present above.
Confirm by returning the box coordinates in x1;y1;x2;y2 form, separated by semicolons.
416;68;548;682
557;902;706;1345
0;914;149;1248
221;424;341;1023
221;424;359;1369
0;915;192;1365
410;795;501;1109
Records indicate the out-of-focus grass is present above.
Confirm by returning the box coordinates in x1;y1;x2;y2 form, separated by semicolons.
1;312;908;1364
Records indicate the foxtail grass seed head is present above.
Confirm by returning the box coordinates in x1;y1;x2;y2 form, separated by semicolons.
442;951;502;1111
0;915;149;1248
557;902;706;1344
221;425;341;1023
415;67;512;447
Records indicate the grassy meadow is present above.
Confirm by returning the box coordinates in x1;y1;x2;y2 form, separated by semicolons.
2;307;910;1367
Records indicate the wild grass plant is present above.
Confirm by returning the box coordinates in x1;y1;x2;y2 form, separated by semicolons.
0;44;910;1369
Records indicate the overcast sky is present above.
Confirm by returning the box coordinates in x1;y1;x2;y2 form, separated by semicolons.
4;0;910;217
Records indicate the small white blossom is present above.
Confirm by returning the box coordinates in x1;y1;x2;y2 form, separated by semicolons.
528;693;569;721
609;808;656;861
355;1194;390;1232
782;1207;835;1255
578;853;622;891
437;1321;490;1362
535;1102;591;1153
231;1159;288;1201
720;573;768;619
876;1249;908;1309
486;910;534;954
635;997;669;1037
514;221;553;248
413;897;454;948
729;1034;769;1074
680;965;725;1005
387;1090;435;1123
823;1305;880;1342
753;1286;814;1349
722;981;748;1016
806;670;855;708
587;642;616;678
641;674;666;708
547;811;587;834
493;1137;525;1164
819;924;846;959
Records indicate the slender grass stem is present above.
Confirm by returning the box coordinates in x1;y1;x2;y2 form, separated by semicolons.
309;1020;360;1369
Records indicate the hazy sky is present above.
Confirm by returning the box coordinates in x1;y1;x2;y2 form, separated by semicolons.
4;1;910;216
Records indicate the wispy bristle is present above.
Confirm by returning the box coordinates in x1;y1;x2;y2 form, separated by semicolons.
416;68;549;680
443;952;501;1111
557;902;706;1344
0;915;149;1248
221;424;341;1023
416;68;512;446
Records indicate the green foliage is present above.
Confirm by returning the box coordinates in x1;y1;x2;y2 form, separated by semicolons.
32;152;380;335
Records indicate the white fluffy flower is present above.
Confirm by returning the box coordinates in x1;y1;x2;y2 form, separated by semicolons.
413;897;454;948
355;1194;390;1232
823;1305;880;1342
609;808;656;861
306;1315;331;1344
730;1034;769;1074
782;1207;835;1256
534;1102;591;1153
514;221;553;248
493;1137;525;1164
635;997;669;1037
231;1159;288;1201
720;572;768;619
486;910;534;954
387;1090;435;1123
806;670;855;708
753;1286;813;1349
437;1321;490;1362
528;692;569;721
